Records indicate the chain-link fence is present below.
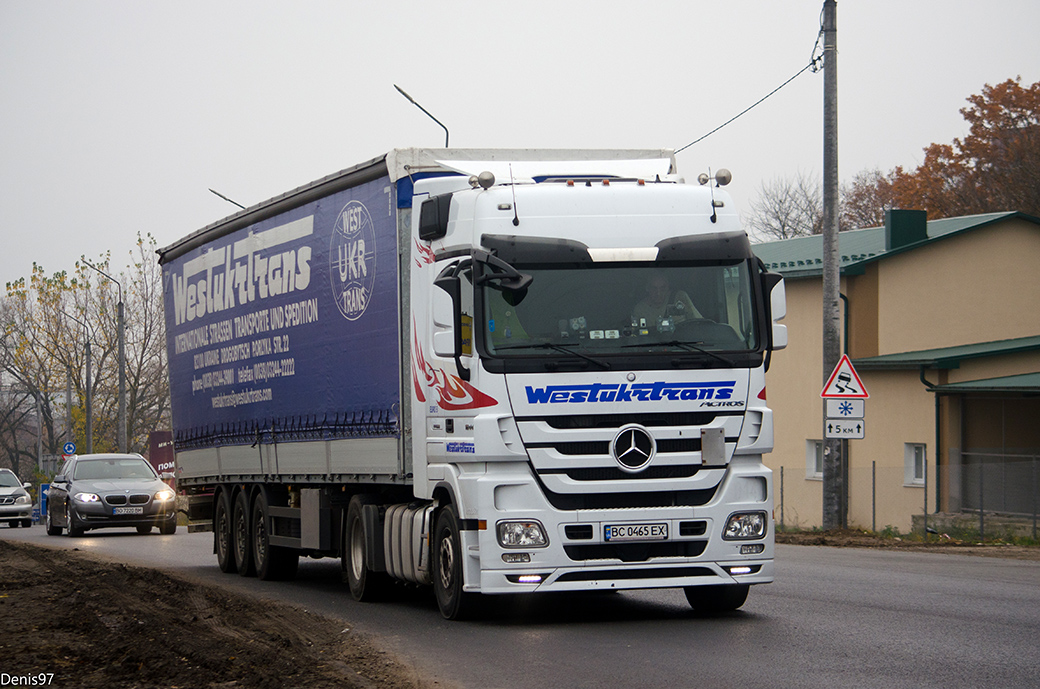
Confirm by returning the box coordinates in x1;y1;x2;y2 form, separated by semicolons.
777;453;1039;540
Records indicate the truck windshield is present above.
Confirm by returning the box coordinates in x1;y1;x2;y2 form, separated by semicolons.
481;261;759;359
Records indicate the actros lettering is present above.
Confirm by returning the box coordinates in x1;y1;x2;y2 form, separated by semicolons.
524;382;737;404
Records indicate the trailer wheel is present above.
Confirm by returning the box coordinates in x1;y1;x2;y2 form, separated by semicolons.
684;584;749;613
343;495;388;601
233;491;255;577
252;490;298;581
214;490;235;573
433;504;477;620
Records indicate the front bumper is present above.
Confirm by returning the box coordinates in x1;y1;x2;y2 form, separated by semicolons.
0;504;33;521
73;500;177;529
450;457;775;596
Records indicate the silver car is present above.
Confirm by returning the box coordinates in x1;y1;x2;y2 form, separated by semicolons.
45;453;177;536
0;468;34;528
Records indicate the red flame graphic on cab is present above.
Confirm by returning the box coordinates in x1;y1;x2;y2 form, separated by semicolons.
412;325;497;410
414;240;436;268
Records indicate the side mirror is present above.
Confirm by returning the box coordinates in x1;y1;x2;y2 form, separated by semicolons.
770;277;787;351
54;475;66;483
22;482;32;490
160;472;175;481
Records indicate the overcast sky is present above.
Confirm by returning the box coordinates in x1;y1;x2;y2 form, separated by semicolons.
2;0;1037;286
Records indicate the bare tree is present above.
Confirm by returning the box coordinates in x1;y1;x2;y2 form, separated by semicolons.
744;170;823;241
1;233;169;465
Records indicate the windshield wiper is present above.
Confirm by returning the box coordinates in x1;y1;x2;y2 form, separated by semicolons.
495;342;612;370
622;340;734;366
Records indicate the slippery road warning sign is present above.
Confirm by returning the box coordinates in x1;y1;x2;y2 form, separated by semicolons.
821;354;869;398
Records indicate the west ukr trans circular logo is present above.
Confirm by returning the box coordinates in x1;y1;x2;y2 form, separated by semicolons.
330;200;376;321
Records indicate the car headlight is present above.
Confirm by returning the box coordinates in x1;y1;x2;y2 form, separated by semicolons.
14;494;31;505
722;511;768;540
73;492;100;504
154;489;175;502
496;520;548;548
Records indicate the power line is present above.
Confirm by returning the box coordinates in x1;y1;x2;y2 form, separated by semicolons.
675;19;826;154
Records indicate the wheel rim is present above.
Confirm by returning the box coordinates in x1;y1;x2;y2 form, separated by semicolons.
216;505;229;558
349;518;365;581
254;510;267;566
438;531;456;591
234;506;248;561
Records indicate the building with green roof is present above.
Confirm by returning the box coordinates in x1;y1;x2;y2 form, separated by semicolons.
754;210;1040;533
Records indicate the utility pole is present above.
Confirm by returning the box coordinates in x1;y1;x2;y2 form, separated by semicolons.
821;0;843;529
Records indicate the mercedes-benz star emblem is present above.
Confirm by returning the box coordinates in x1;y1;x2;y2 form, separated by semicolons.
612;425;656;471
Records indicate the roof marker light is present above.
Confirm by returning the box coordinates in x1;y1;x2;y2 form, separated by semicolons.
602;179;610;186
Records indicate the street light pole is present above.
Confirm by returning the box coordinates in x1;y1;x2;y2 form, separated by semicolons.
62;310;93;454
82;259;125;453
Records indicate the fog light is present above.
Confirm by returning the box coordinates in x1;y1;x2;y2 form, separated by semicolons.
722;512;767;540
729;566;753;575
502;552;531;564
517;575;543;584
497;520;548;548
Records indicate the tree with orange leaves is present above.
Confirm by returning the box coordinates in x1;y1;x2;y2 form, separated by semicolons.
859;77;1040;221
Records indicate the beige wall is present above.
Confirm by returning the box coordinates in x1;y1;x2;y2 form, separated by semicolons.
877;220;1040;353
763;218;1040;532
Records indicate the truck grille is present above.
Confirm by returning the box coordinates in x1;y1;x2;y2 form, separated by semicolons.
516;411;739;509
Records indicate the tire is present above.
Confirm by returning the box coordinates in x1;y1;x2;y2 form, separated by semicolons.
22;519;32;528
137;525;152;534
433;504;477;620
214;490;235;573
233;491;255;577
251;490;297;581
45;510;62;536
66;503;85;538
684;584;750;613
159;516;177;535
342;496;388;601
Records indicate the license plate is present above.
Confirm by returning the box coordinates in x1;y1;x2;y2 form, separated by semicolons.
113;506;144;515
604;523;668;542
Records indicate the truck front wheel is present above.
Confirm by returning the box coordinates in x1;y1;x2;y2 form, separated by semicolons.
433;505;477;620
343;496;388;601
684;584;749;613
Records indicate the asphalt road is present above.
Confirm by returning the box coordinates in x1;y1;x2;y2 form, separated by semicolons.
4;525;1039;689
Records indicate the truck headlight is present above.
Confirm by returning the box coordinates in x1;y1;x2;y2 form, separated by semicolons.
73;492;100;504
722;512;767;540
497;520;548;548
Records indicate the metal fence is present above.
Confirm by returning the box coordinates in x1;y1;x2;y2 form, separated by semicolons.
777;452;1039;540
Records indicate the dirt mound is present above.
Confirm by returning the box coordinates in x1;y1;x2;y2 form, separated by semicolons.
0;540;435;688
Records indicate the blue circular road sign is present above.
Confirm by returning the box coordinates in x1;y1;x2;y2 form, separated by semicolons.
63;442;76;455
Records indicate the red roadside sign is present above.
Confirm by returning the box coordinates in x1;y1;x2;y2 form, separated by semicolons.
821;354;869;398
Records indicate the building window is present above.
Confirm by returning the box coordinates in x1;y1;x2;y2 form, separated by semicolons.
904;443;926;486
806;440;823;480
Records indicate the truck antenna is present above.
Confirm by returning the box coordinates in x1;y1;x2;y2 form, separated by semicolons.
509;164;520;226
394;84;450;147
209;188;246;210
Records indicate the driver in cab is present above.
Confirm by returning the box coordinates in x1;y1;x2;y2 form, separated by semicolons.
631;275;702;329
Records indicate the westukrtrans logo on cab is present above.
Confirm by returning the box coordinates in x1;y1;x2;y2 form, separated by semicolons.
525;381;738;404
